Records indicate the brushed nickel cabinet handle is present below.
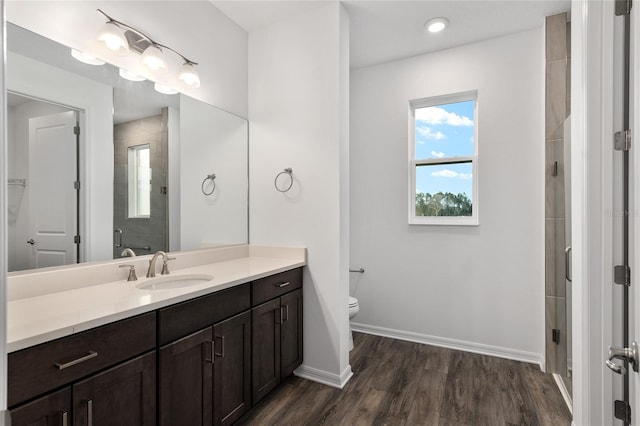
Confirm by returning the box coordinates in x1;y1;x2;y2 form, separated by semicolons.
55;351;98;370
204;341;214;364
87;399;93;426
214;336;225;358
61;411;68;426
282;304;289;322
276;281;290;288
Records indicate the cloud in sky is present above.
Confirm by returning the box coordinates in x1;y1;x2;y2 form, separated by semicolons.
417;126;446;140
416;106;473;127
432;169;472;179
431;150;445;158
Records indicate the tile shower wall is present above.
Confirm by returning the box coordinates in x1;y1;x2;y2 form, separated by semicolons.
113;110;169;258
545;13;571;376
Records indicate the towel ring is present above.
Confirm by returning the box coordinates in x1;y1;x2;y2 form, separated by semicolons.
274;168;293;193
201;174;216;196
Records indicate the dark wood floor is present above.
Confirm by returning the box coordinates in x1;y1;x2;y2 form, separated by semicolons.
239;332;572;426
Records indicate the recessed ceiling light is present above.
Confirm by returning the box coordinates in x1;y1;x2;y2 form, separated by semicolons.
425;17;449;33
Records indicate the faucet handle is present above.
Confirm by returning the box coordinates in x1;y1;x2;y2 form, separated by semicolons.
119;264;138;282
161;257;176;275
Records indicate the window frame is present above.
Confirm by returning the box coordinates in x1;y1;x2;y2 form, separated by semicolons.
127;143;151;219
408;91;479;226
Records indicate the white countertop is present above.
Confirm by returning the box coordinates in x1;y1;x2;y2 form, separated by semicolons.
7;245;306;353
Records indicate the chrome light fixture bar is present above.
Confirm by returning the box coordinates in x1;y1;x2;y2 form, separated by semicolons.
96;9;201;89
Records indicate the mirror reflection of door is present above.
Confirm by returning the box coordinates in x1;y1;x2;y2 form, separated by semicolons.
113;108;169;257
7;93;80;272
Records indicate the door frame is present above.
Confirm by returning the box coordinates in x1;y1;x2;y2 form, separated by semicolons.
9;92;85;265
631;0;640;421
571;0;616;424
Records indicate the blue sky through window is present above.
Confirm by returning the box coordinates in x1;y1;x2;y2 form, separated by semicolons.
415;100;474;199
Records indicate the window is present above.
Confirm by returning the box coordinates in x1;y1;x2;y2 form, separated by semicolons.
409;91;478;225
128;144;151;218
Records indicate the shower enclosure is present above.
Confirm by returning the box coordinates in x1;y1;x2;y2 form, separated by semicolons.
545;12;572;403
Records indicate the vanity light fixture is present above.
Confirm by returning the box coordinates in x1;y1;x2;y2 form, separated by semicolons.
425;17;449;33
71;49;106;66
96;20;129;55
178;62;201;88
95;9;200;89
154;82;179;95
119;68;146;82
141;44;168;73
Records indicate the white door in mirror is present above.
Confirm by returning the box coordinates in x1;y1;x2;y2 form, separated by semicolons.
29;111;78;269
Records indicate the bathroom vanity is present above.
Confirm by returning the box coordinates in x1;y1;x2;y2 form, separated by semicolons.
6;245;305;426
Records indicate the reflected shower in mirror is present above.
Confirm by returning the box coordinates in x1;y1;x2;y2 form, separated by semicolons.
6;22;248;272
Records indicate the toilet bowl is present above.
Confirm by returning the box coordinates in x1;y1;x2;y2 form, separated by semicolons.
349;296;360;351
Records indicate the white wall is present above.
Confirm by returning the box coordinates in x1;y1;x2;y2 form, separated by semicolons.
6;0;248;118
350;29;545;363
249;3;352;387
8;100;70;271
180;95;248;248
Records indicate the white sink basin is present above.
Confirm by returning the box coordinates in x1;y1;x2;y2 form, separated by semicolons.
135;274;214;290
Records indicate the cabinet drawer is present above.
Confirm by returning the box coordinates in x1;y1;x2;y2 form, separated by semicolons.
158;283;250;346
251;268;302;306
8;312;156;407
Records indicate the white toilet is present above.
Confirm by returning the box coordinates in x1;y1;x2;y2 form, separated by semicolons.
348;296;360;351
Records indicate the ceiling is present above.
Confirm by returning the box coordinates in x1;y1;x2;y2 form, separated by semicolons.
211;0;571;69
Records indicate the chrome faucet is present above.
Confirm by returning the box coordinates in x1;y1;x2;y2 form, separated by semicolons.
120;248;136;257
146;251;175;278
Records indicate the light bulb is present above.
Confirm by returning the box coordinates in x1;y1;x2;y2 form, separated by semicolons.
142;45;168;73
96;21;129;56
178;63;201;88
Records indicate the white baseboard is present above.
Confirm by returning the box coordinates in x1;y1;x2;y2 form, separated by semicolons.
294;364;353;389
351;322;543;368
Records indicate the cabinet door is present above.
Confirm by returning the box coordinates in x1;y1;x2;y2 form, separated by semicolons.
281;289;303;378
73;351;156;426
252;298;281;403
159;327;213;426
213;311;251;426
10;387;71;426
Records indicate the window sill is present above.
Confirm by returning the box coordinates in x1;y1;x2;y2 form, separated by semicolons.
409;216;479;226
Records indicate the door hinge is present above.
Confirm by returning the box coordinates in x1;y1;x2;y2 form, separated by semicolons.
74;235;81;244
614;265;631;286
160;186;167;195
615;130;631;151
616;0;632;15
74;181;80;190
552;328;561;344
615;400;632;423
74;126;80;136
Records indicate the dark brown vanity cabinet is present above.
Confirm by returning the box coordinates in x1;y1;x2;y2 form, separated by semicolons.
251;268;303;404
159;327;214;425
213;311;252;426
9;388;71;426
158;284;252;426
73;352;156;426
8;313;157;426
8;267;303;426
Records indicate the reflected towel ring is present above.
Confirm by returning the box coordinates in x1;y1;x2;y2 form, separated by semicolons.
201;173;216;195
274;168;293;193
